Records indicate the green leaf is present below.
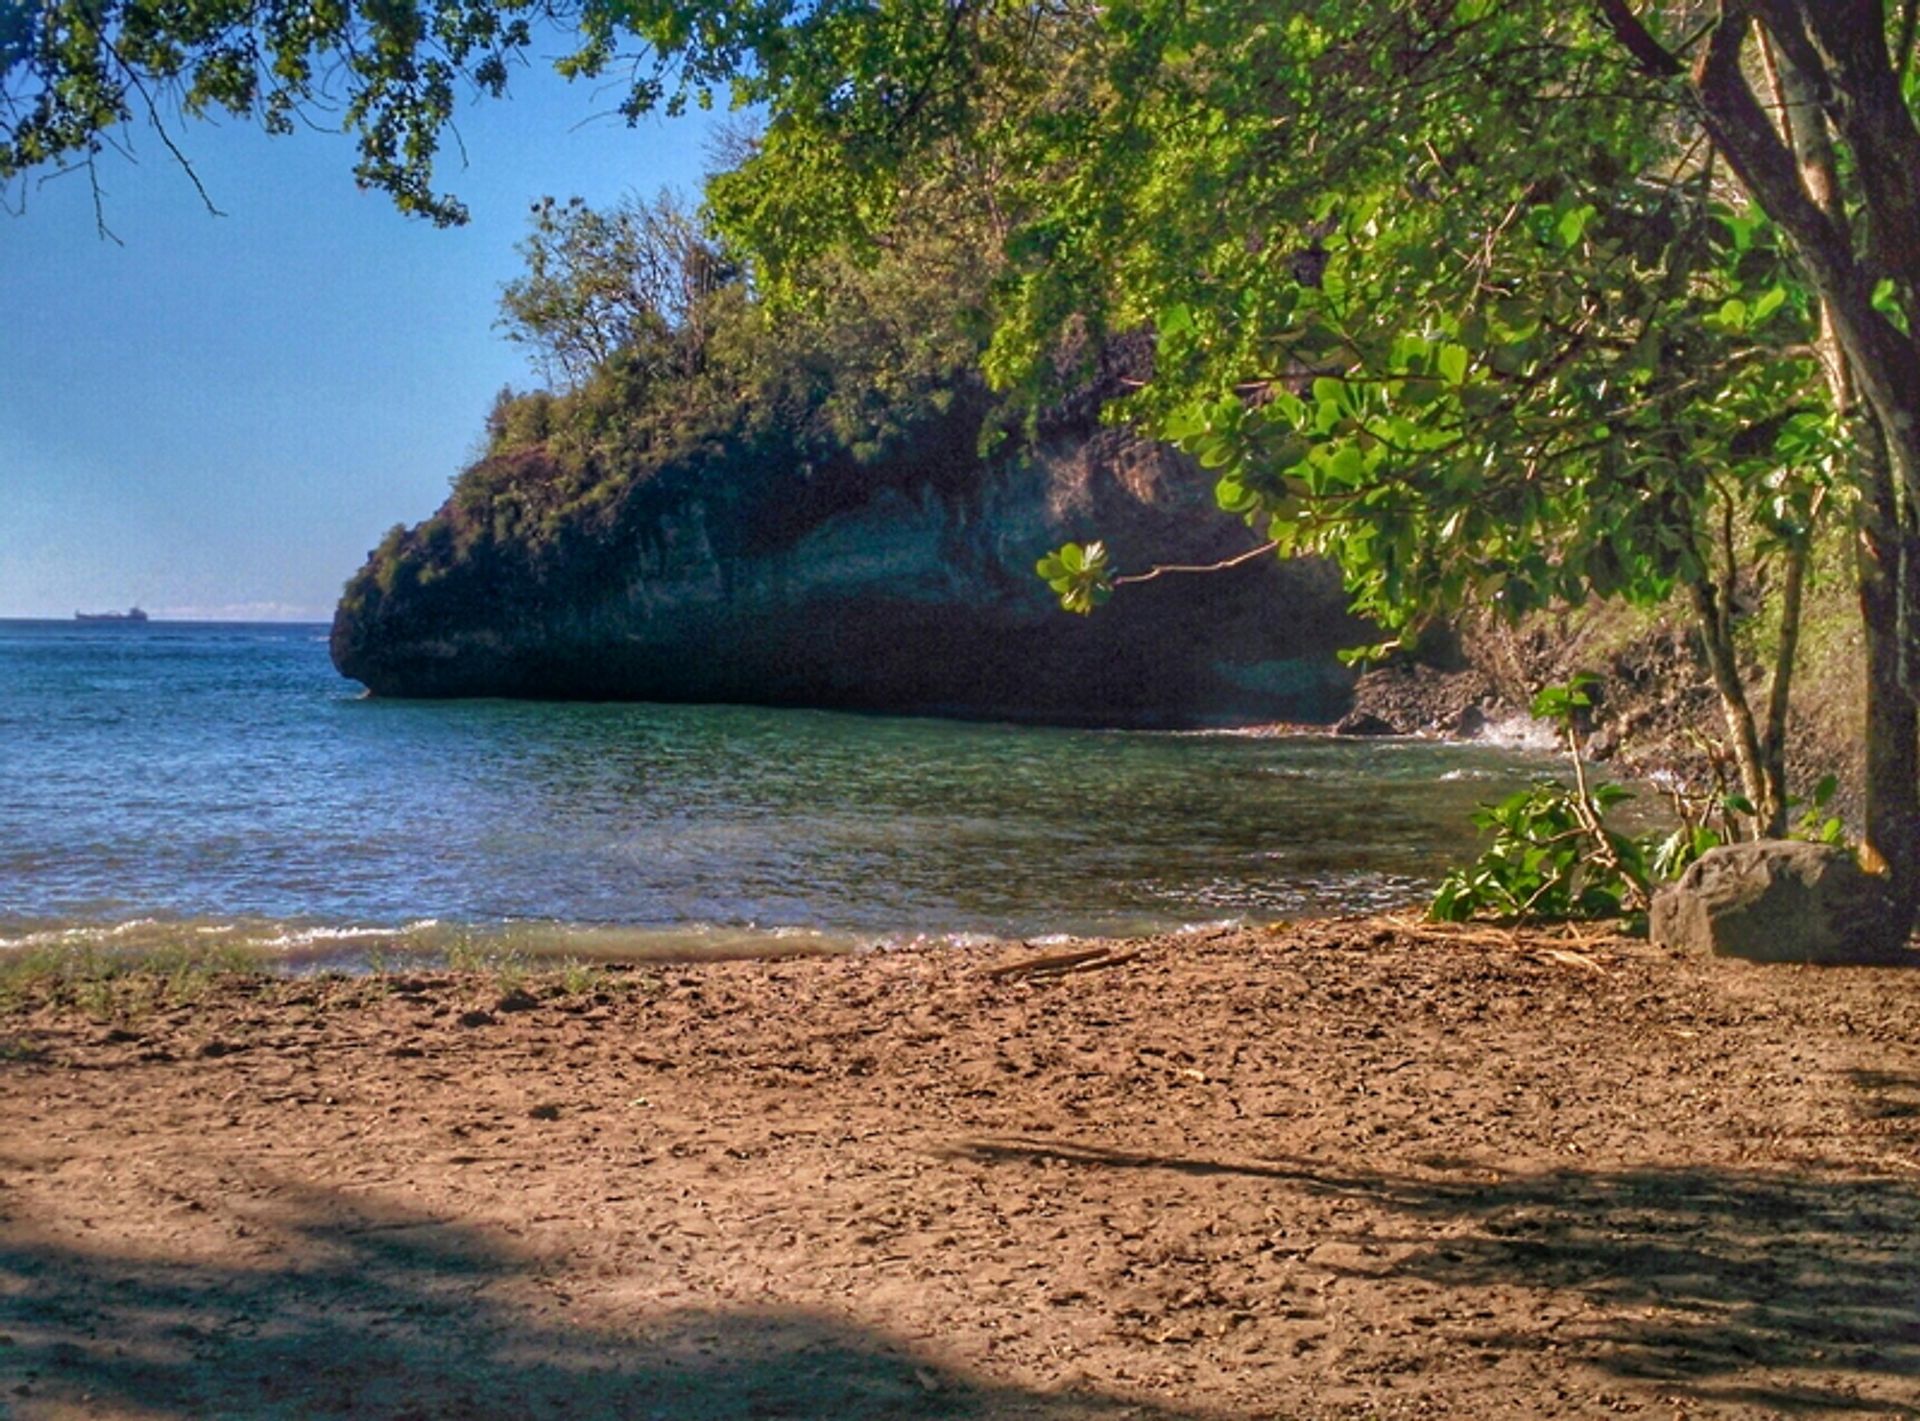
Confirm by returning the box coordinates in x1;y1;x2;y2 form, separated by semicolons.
1323;443;1366;485
1437;343;1470;385
1196;435;1236;470
1555;204;1595;250
1161;404;1208;442
1215;478;1256;513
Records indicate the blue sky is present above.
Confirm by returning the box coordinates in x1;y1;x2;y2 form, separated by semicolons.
1;68;723;621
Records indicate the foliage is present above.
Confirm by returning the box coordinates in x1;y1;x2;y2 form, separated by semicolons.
1432;678;1657;923
1795;775;1847;848
1429;677;1853;924
972;3;1841;842
1;0;548;225
499;190;732;390
1429;780;1649;924
1033;541;1111;615
344;171;1002;625
0;0;1052;230
959;8;1830;631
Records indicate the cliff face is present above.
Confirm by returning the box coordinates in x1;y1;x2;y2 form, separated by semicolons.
331;426;1370;727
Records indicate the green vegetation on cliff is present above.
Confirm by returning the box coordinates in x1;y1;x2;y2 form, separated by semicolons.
343;172;1004;628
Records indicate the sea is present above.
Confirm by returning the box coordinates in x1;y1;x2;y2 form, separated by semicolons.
0;619;1558;967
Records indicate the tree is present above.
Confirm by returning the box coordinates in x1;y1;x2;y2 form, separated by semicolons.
716;1;1920;922
1;0;546;226
1594;2;1920;918
499;190;732;389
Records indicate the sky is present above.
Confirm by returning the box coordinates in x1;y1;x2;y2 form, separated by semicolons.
0;67;725;621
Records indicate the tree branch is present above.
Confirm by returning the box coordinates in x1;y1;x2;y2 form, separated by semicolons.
1784;0;1920;285
1112;540;1280;586
1693;12;1918;407
1591;0;1683;77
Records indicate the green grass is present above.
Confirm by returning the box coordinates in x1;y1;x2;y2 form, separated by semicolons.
556;956;604;997
0;941;264;1020
442;935;533;995
1;936;658;1023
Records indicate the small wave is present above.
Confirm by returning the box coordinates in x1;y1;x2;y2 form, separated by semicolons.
1165;723;1326;740
1170;917;1250;938
860;929;1008;954
254;919;444;951
1145;871;1429;918
0;914;870;970
0;917;163;949
1469;714;1560;752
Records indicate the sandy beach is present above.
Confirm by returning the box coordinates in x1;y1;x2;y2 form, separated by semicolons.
3;917;1918;1419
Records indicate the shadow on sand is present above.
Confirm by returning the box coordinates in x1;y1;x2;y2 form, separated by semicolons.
951;1134;1920;1416
0;1177;1190;1420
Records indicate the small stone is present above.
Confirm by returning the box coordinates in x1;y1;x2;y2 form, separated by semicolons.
1333;710;1398;738
456;1009;496;1029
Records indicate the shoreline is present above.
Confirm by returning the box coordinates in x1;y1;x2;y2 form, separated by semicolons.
6;915;1919;1418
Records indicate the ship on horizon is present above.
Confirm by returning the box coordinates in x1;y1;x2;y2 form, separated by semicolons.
74;606;150;623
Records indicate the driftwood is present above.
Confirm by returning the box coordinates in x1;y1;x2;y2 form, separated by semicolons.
1360;910;1619;974
985;945;1141;983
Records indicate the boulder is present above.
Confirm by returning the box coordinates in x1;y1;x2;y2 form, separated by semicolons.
1649;841;1909;964
1333;710;1400;738
1452;702;1490;740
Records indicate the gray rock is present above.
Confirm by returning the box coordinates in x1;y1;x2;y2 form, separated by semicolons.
1333;710;1400;738
1650;841;1909;964
331;433;1372;727
1453;702;1489;739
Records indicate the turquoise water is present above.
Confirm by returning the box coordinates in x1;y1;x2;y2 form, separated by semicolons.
0;619;1550;962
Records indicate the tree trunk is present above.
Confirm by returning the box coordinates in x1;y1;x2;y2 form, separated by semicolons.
1685;576;1779;835
1764;27;1920;917
1692;12;1920;551
1759;527;1808;836
1856;426;1920;918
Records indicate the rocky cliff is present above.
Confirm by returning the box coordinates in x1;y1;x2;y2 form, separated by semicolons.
331;421;1372;727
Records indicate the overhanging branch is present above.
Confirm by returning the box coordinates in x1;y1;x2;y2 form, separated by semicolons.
1591;0;1683;77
